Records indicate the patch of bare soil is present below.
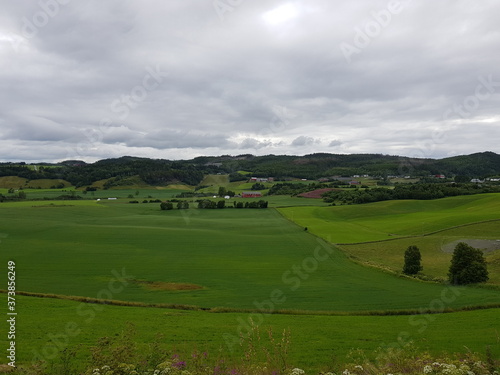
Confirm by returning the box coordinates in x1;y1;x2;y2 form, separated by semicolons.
441;239;500;254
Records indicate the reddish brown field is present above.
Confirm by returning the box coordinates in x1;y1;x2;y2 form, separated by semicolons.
297;188;336;199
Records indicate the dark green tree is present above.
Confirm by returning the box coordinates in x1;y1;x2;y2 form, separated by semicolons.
218;186;227;197
177;201;189;209
448;242;489;285
251;183;266;190
403;245;423;275
217;200;225;209
160;202;174;210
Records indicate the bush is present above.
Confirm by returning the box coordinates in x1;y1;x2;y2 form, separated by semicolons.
160;202;174;210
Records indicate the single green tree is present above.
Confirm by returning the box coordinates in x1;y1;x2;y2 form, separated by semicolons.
218;186;227;197
448;242;488;285
403;245;423;275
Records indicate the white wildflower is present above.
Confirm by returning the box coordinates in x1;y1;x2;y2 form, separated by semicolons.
423;364;433;374
291;369;305;375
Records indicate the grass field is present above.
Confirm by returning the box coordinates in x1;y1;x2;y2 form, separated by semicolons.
1;200;499;312
2;190;500;371
339;221;500;285
278;194;500;243
2;294;499;372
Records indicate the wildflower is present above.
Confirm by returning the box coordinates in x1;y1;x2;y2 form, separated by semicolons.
342;370;351;375
291;369;305;375
423;364;433;374
354;365;363;371
172;361;186;370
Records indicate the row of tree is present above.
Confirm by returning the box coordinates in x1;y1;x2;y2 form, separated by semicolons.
322;183;500;204
403;243;488;285
160;200;269;210
197;200;269;209
160;201;190;210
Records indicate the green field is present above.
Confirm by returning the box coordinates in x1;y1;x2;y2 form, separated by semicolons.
2;190;500;371
1;200;499;312
339;221;500;285
2;294;499;372
278;194;500;243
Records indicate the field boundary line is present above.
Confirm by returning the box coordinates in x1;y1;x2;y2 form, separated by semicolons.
2;289;500;317
336;218;500;246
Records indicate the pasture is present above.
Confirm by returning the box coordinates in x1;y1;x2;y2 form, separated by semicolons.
1;200;500;312
278;194;500;243
1;190;500;371
3;293;499;372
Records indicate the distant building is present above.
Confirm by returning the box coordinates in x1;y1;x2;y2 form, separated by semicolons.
242;191;262;198
470;179;484;183
250;177;269;182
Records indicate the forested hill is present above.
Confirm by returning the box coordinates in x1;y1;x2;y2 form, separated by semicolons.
1;152;499;187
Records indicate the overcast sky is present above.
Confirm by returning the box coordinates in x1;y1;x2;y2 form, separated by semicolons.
0;1;499;163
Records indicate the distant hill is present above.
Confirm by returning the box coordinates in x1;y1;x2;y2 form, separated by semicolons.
0;152;499;187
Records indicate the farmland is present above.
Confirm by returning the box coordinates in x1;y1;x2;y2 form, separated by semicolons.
2;293;500;372
1;186;500;372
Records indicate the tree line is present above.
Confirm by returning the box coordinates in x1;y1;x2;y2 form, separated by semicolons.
322;183;500;204
160;200;269;210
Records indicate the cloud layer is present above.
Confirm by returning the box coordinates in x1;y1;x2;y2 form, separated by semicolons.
0;0;499;162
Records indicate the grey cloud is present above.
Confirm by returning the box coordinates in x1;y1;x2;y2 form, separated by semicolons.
291;136;320;147
329;140;342;147
238;138;273;150
0;0;499;162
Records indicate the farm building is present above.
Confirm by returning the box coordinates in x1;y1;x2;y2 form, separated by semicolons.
241;191;262;198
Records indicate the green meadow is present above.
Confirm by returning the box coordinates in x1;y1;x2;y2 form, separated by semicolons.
339;221;500;285
278;194;500;243
1;200;500;312
1;189;500;371
2;294;499;372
